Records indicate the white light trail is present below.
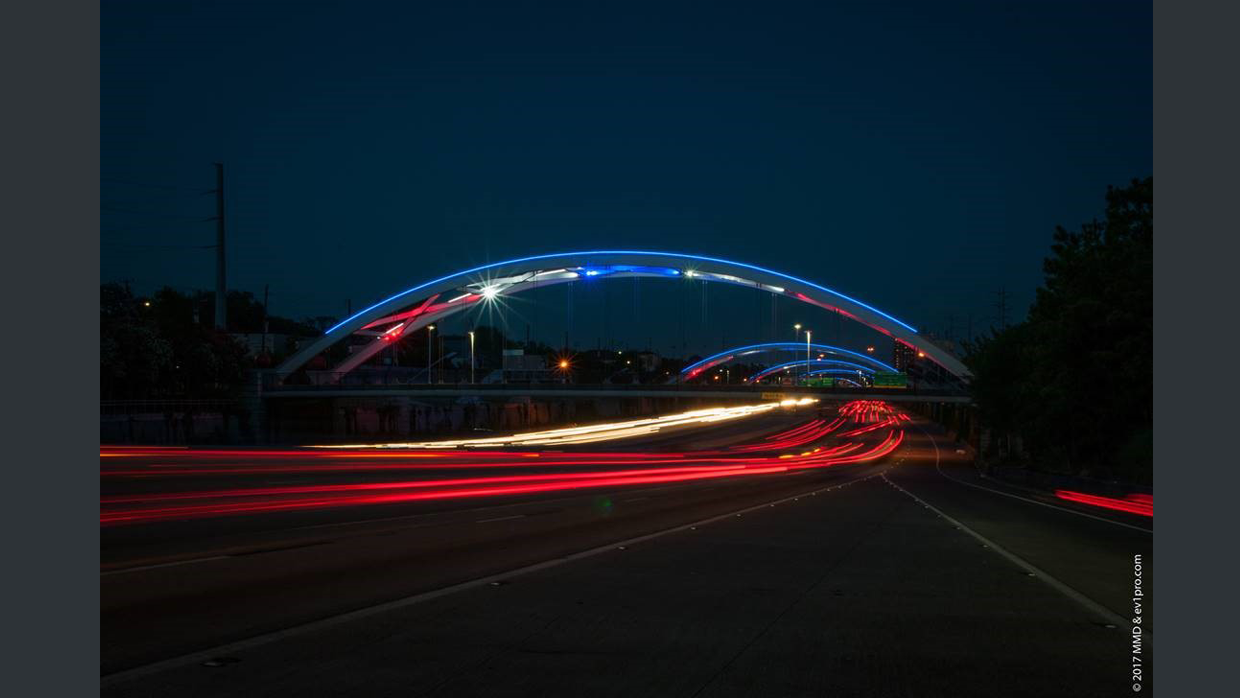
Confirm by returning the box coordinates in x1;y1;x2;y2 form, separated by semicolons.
312;400;816;450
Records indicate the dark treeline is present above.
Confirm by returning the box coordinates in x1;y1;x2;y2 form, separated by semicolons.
964;177;1152;485
100;284;322;399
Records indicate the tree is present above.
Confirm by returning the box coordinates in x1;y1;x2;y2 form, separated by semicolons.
100;283;173;399
964;177;1152;484
100;284;252;399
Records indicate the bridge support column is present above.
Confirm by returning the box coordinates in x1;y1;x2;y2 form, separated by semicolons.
395;398;412;437
239;370;268;444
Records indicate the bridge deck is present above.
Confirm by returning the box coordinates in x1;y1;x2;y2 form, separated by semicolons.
263;384;972;403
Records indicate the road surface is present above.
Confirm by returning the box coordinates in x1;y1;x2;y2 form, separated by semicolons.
101;401;1151;697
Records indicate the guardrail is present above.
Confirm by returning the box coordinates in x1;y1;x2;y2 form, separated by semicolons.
100;399;241;415
260;372;969;399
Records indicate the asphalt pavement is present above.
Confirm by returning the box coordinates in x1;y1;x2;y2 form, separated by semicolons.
101;404;1151;697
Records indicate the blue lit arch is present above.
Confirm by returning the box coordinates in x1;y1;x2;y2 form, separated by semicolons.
276;250;970;380
680;342;896;381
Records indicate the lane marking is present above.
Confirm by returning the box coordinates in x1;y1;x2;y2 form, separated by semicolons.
101;466;888;687
621;497;649;503
890;425;1146;631
884;472;1131;630
101;556;230;577
475;515;525;524
919;429;1152;533
99;469;824;575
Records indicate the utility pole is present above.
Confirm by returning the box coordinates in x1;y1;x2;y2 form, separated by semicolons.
213;163;226;330
994;287;1009;329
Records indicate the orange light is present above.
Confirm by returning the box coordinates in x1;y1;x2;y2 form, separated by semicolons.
917;351;926;358
559;360;569;369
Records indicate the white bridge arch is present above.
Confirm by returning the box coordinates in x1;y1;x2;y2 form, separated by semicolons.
276;250;971;381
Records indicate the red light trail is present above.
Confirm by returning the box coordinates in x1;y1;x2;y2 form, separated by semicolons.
1054;490;1153;517
101;401;904;527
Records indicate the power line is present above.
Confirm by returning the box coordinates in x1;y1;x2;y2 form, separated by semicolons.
100;177;206;192
102;242;217;250
101;223;218;236
101;203;212;221
993;287;1009;329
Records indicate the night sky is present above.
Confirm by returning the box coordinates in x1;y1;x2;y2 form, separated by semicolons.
102;1;1151;358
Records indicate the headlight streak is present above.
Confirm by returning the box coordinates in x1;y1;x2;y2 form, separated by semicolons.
310;403;792;449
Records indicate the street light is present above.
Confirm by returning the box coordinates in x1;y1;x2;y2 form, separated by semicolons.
426;325;435;385
866;345;875;354
468;330;475;384
793;323;802;342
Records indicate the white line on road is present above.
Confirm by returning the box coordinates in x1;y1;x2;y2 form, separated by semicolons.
884;472;1131;629
890;425;1144;630
918;426;1152;533
101;467;887;688
101;556;231;577
475;515;526;524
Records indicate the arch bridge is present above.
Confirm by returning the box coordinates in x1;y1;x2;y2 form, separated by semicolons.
276;250;970;382
680;341;896;383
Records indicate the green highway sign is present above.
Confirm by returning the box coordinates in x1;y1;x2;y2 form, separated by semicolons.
872;372;907;388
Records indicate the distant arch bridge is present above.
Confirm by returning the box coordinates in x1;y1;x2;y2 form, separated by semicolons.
276;251;970;382
680;342;896;382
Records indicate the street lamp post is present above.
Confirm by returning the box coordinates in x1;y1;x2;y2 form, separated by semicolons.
793;324;803;384
468;330;475;384
805;330;812;385
426;325;435;385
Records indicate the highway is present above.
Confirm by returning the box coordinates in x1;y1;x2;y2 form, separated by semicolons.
101;400;1151;697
